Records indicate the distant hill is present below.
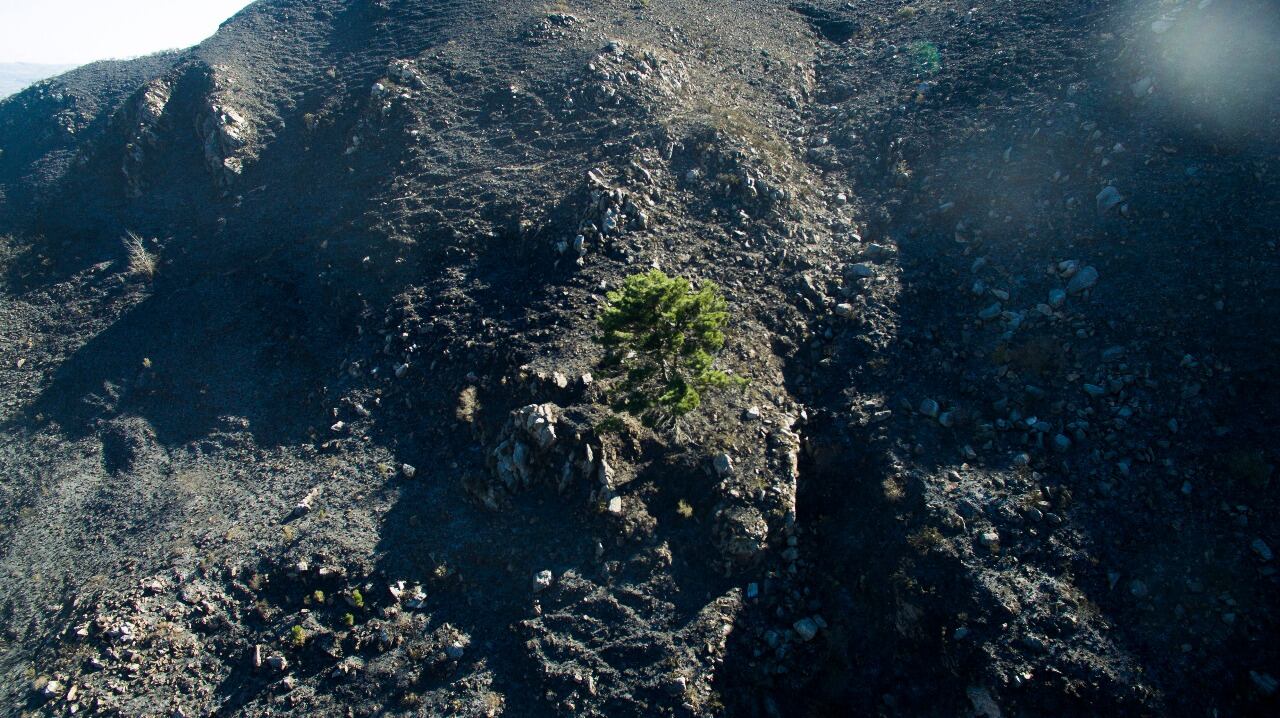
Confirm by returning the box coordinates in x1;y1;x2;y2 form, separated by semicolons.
0;62;77;97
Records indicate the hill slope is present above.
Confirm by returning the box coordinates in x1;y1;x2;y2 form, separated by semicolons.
1;1;1278;716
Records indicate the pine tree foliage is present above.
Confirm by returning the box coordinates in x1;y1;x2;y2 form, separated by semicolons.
597;269;742;421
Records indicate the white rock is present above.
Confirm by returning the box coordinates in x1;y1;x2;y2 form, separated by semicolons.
534;570;554;592
713;453;734;478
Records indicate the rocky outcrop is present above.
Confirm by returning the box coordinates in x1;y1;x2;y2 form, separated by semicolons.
195;66;258;189
119;79;172;198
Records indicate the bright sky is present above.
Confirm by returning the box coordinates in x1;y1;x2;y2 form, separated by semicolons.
0;1;255;65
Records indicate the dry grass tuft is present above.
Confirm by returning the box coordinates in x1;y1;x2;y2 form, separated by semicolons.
123;231;157;280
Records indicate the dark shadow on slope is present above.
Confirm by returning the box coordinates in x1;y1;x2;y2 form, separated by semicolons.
16;266;341;448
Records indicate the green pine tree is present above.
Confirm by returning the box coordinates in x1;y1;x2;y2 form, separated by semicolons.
597;269;743;423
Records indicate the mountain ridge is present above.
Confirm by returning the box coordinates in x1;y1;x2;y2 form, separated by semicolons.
1;1;1277;716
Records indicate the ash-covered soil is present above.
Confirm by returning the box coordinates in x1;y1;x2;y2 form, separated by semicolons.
1;1;1277;716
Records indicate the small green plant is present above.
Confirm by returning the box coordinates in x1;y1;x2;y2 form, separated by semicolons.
908;40;942;75
287;625;307;648
597;269;744;423
907;527;945;554
350;588;365;609
676;499;694;519
313;590;326;605
594;415;626;435
342;612;355;628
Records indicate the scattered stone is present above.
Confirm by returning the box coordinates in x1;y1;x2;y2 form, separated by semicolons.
1251;671;1278;696
862;243;893;260
918;399;940;418
835;303;855;318
1052;434;1072;453
1067;266;1099;294
713;453;734;478
401;463;416;479
717;505;769;561
1102;345;1126;362
1252;538;1273;562
1021;635;1048;653
1129;579;1149;598
978;530;1000;551
265;654;289;672
107;623;136;644
1048;288;1066;308
978;303;1003;321
1097;186;1124;213
793;617;819;641
293;488;320;518
607;496;623;515
846;263;875;279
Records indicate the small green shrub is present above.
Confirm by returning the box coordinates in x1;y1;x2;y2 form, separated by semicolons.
287;625;306;647
350;588;365;609
908;40;942;75
597;270;744;423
